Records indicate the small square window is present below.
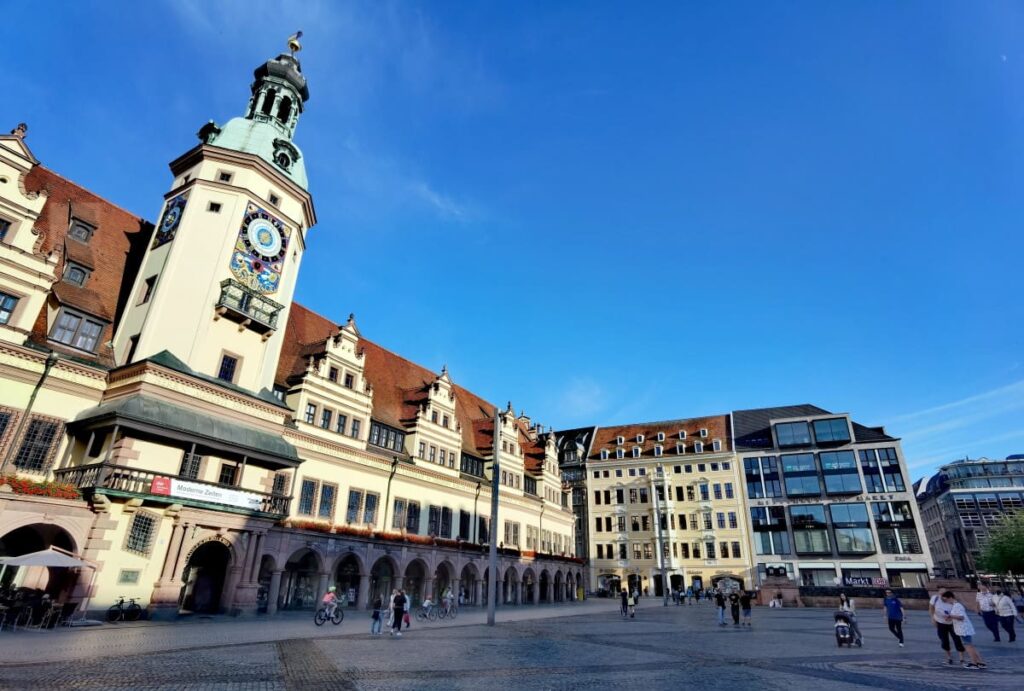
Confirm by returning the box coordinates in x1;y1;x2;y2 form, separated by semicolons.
218;354;238;382
219;463;238;486
139;275;157;304
0;290;19;325
125;512;158;555
0;217;11;242
68;220;94;243
207;202;222;213
117;569;141;585
218;171;233;183
615;469;623;477
269;192;281;207
64;262;89;287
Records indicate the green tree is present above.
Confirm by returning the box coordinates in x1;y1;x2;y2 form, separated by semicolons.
978;512;1024;575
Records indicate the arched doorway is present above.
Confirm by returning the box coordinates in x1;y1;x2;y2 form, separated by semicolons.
502;566;518;605
334;555;361;607
459;564;478;605
369;558;395;604
566;573;574;601
0;523;78;597
281;549;321;610
539;570;550;603
554;571;564;602
712;574;744;593
404;560;426;606
256;555;276;614
627;573;642;595
522;568;536;604
434;561;454;601
180;540;231;614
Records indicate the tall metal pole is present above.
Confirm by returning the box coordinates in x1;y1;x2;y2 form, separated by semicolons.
652;465;669;606
486;406;501;626
382;457;398;531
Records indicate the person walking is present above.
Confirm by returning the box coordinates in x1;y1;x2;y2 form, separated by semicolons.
976;584;1000;642
930;588;966;666
728;590;741;626
715;590;726;626
882;588;905;647
370;595;383;636
620;588;629;618
390;590;406;637
402;589;412;630
993;587;1017;642
838;593;863;646
627;591;637;618
943;591;987;669
686;586;694;605
740;591;753;627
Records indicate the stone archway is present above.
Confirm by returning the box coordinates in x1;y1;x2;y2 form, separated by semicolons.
566;572;575;601
256;555;277;613
554;571;564;602
404;559;427;607
502;565;519;605
0;522;79;597
334;554;362;607
180;539;232;614
539;570;550;603
280;548;323;610
521;567;537;604
459;563;479;605
369;556;397;605
433;560;455;602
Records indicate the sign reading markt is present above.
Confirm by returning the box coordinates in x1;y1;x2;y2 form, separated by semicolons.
150;477;263;511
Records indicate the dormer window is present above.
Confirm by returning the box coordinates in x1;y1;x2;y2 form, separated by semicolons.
694;441;704;453
700;428;708;438
600;449;609;460
636;434;644;443
68;220;94;244
657;432;665;442
654;445;663;457
616;448;624;459
679;430;687;440
616;435;624;445
676;443;685;455
712;439;722;452
632;447;641;458
63;262;90;287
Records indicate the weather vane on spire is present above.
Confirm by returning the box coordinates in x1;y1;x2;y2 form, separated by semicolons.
287;31;303;56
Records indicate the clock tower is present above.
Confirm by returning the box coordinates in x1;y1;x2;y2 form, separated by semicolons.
114;40;317;395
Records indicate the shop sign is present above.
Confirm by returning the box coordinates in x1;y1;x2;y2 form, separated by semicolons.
151;476;263;511
843;576;887;587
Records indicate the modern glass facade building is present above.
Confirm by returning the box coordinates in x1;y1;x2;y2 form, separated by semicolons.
735;405;932;588
914;456;1024;578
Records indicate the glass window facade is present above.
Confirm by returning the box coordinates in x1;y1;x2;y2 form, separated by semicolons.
820;450;861;494
781;453;820;496
775;421;811;447
812;418;850;443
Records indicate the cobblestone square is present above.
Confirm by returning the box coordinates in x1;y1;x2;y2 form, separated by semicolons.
1;601;1021;689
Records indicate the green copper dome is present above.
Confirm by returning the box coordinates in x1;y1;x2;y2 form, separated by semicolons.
198;52;310;190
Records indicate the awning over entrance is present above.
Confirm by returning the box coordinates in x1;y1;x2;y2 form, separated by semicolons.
68;394;299;467
0;547;93;569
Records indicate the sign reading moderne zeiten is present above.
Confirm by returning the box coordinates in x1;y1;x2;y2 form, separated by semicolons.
150;477;263;511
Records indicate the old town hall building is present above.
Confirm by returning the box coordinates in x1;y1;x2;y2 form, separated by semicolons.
0;44;580;618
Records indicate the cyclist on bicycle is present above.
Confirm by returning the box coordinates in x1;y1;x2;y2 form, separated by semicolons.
442;586;454;613
321;586;339;617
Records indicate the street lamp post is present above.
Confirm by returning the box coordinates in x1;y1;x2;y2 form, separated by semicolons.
381;456;399;532
486;406;501;626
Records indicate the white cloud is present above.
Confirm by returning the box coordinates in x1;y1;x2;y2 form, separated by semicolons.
557;377;607;419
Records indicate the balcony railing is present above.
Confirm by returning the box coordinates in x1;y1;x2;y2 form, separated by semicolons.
53;462;291;518
215;279;284;334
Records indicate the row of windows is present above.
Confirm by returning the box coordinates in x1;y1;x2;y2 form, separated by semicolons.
418;441;455;469
744;448;905;499
599;439;721;460
590;461;732;481
429;408;451;428
595;539;743;561
613;429;709;445
774;418;851;447
369;422;405;453
749;501;922;556
525;526;566;553
304;402;362;439
594;509;739;534
326;366;356;389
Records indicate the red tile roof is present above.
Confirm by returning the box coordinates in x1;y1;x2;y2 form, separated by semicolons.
275;303;501;457
21;165;152;366
588;414;733;460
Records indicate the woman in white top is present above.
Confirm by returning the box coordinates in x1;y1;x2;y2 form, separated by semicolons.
943;591;986;669
975;585;1000;642
838;593;863;645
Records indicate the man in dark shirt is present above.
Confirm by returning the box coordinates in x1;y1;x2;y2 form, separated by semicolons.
882;588;905;646
391;590;406;637
728;591;741;626
715;590;726;626
739;591;753;626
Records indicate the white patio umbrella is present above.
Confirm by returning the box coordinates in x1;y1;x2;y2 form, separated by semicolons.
0;547;99;622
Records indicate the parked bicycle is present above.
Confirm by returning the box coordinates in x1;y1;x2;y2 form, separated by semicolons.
107;596;142;622
314;603;344;626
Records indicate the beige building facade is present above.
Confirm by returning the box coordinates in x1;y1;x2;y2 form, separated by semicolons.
0;45;581;621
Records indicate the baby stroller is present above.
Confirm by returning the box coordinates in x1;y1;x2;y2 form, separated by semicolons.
833;611;861;647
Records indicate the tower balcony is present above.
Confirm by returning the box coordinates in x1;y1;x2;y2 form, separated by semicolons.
215;279;283;335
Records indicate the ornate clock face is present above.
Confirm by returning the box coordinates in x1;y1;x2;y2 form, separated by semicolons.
229;203;290;294
152;192;188;249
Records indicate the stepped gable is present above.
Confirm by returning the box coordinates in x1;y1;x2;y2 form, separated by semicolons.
588;414;732;460
278;302;500;457
22;165;152;366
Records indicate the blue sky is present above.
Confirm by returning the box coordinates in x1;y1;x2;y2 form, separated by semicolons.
4;1;1023;480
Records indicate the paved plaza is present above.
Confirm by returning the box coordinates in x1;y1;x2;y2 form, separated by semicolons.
1;600;1021;690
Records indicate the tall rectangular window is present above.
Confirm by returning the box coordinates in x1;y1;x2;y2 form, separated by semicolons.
440;507;452;538
0;291;19;325
350;418;361;438
218;463;237;486
336;414;348;435
298;479;318;516
406;501;421;533
346;489;364;524
304;404;316;424
318;483;337;520
429;505;441;536
363;493;379;526
459;510;471;540
13;419;60;472
179;452;202;479
393;498;407;530
217;355;238;382
320;408;333;430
